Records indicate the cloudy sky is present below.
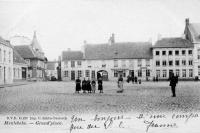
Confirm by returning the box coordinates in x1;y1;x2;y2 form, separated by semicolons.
0;0;200;60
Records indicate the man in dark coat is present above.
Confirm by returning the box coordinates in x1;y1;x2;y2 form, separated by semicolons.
75;77;81;93
82;78;87;93
98;77;103;93
87;78;92;93
169;73;178;97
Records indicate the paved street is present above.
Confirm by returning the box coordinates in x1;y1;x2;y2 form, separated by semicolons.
0;81;200;115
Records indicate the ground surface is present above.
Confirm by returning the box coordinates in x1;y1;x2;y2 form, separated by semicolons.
0;81;200;114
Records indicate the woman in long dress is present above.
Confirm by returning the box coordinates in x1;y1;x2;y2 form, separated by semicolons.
98;77;103;93
117;75;124;93
91;79;96;93
75;77;81;93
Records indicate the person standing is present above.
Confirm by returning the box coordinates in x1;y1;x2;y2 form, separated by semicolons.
91;79;96;93
75;77;81;93
87;78;92;93
117;75;124;93
98;77;103;93
169;73;178;97
82;78;87;93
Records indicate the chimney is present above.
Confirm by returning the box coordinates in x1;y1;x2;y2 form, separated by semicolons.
185;18;189;26
108;33;115;45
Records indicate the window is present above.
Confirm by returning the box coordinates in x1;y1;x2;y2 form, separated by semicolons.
138;59;142;67
156;70;160;77
162;51;166;55
129;60;134;67
146;59;150;67
85;70;90;77
155;51;160;56
189;60;193;66
121;60;126;67
156;60;160;66
182;50;186;55
114;60;118;67
64;71;68;77
198;55;200;59
189;69;193;77
91;70;95;79
9;51;11;63
188;50;193;55
182;60;186;66
168;51;173;56
182;69;186;77
162;60;167;66
198;66;200;76
0;49;1;62
123;70;126;77
175;60;180;66
114;70;118;77
146;69;150;77
78;70;82;78
175;69;180;77
138;69;142;77
77;61;82;66
175;50;179;55
3;50;6;62
163;70;167;77
169;60;173;66
71;61;75;68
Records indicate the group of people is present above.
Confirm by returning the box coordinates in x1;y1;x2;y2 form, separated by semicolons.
126;75;139;84
75;77;103;93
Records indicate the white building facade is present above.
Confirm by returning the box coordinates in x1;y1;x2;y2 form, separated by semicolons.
0;37;13;85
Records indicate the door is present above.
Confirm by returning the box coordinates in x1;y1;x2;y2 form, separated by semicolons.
22;68;26;79
4;67;6;83
71;70;75;80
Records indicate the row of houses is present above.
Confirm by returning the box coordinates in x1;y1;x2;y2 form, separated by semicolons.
60;18;200;81
0;31;48;85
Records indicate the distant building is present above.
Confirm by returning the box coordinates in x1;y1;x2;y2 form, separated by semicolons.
46;61;58;80
0;37;13;85
14;31;47;81
13;48;28;81
152;38;194;80
61;34;153;81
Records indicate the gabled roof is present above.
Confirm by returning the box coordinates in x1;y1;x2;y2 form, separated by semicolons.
84;42;152;60
153;38;193;48
62;51;83;61
0;36;12;48
188;23;200;42
13;48;27;64
47;61;57;70
14;45;44;60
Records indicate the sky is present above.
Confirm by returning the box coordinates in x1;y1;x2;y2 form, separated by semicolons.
0;0;200;61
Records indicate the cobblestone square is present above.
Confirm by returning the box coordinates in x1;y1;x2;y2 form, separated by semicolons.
0;81;200;115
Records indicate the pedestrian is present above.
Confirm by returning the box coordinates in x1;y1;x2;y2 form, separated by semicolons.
75;77;81;93
134;76;138;84
98;77;103;93
82;78;87;93
169;73;178;97
91;79;96;93
87;78;92;93
117;75;124;93
131;76;134;84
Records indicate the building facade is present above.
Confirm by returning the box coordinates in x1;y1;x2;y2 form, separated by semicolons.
61;35;153;81
14;31;47;81
0;37;13;85
46;61;58;80
13;48;28;81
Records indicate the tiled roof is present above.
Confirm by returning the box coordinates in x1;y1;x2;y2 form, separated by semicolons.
188;23;200;42
13;48;27;64
47;61;57;70
84;42;152;60
62;51;83;61
14;45;36;59
153;38;193;48
0;36;12;48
